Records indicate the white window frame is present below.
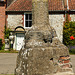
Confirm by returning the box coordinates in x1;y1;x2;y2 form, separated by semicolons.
24;13;32;29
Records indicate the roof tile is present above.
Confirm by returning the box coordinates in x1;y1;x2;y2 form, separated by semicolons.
68;0;75;10
48;0;64;11
6;0;32;11
6;0;75;11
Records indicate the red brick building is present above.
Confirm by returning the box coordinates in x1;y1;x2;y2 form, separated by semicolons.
0;0;6;42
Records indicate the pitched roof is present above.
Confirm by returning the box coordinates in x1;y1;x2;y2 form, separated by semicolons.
6;0;64;11
68;0;75;10
6;0;75;11
48;0;64;11
7;0;14;7
6;0;32;11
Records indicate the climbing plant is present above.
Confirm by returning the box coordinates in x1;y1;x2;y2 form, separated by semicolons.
4;25;11;39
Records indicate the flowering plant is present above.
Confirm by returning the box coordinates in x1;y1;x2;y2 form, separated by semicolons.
70;36;75;40
63;21;75;46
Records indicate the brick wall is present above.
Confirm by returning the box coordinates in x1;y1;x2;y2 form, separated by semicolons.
0;3;5;42
67;11;75;21
58;56;73;72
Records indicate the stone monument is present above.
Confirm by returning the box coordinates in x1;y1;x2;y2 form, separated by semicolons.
15;0;74;75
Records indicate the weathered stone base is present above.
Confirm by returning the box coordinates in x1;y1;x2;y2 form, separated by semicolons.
15;46;74;75
15;30;74;75
54;72;74;75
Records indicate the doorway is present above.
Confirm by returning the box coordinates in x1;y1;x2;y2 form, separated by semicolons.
16;33;25;50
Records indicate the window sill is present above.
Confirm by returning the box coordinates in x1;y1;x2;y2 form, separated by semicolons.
24;27;32;29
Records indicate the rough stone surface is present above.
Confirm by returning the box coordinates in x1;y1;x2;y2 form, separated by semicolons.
7;9;65;43
54;72;74;75
15;0;74;75
49;15;64;42
7;15;23;30
70;14;75;21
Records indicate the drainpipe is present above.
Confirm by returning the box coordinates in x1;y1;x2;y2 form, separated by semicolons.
65;11;67;21
63;0;69;10
63;0;67;10
63;0;69;21
67;0;69;10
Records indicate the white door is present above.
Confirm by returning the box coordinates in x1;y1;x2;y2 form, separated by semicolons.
16;33;24;50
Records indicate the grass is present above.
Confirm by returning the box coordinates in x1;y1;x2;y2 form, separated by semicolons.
0;74;14;75
0;50;18;53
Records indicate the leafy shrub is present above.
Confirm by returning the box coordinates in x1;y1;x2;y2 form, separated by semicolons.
1;43;5;50
0;39;5;50
69;49;75;54
4;25;11;39
0;39;2;50
63;21;75;46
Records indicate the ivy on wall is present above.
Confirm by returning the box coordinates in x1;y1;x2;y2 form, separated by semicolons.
4;25;11;39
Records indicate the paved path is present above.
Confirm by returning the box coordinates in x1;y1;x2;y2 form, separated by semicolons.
0;53;17;74
70;55;75;73
0;53;75;74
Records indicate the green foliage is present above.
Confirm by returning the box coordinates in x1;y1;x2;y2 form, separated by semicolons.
4;25;11;39
0;50;18;53
0;39;5;50
63;21;75;46
0;39;2;50
0;74;14;75
1;43;5;50
9;48;14;51
69;49;75;54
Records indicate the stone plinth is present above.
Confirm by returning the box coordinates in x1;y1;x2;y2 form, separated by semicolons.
15;0;74;75
5;39;9;51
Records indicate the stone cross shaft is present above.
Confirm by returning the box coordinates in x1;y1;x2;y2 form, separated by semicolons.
32;0;50;31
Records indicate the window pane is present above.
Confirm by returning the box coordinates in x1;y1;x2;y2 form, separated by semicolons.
26;21;28;27
29;21;32;27
29;14;32;20
25;14;28;20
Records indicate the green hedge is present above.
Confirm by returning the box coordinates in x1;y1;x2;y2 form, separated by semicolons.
0;39;2;50
69;49;75;54
63;21;75;46
0;39;5;50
